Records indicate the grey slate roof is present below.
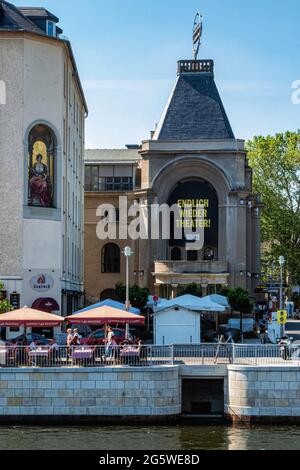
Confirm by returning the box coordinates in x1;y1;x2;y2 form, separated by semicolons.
154;67;235;141
85;149;141;163
0;1;44;33
17;7;59;23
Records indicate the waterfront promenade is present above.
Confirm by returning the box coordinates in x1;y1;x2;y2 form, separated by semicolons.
0;343;300;424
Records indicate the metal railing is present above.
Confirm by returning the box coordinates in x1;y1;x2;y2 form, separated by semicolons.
1;344;300;368
0;345;173;368
173;343;300;365
177;60;214;74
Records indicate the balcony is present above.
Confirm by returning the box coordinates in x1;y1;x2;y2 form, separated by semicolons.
153;260;229;285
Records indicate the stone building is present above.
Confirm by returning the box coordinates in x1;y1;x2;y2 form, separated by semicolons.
85;59;261;303
0;2;87;316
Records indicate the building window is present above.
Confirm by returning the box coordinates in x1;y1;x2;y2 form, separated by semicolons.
100;289;118;301
171;247;181;261
187;250;198;261
84;165;133;191
101;243;120;273
47;21;56;37
28;124;56;208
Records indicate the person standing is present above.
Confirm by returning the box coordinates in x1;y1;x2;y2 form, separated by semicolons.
104;326;115;362
259;321;267;344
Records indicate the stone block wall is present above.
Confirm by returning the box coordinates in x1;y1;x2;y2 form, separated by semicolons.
0;366;181;420
226;365;300;422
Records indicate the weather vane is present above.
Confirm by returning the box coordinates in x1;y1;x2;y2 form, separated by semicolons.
193;12;203;60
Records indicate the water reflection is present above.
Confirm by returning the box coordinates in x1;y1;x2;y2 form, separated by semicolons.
0;425;300;450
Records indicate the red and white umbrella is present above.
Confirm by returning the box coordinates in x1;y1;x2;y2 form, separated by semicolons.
66;305;145;326
0;306;64;327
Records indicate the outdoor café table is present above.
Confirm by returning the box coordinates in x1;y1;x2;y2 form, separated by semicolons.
72;347;94;364
120;347;140;366
28;347;50;366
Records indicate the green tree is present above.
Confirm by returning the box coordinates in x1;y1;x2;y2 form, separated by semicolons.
221;287;253;314
178;283;202;297
115;283;150;310
0;281;13;313
247;131;300;285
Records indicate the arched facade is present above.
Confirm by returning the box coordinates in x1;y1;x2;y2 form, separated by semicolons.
150;157;232;263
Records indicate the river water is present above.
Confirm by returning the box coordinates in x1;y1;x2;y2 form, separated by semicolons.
0;424;300;450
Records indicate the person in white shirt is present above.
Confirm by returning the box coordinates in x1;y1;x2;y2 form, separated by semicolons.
104;326;115;361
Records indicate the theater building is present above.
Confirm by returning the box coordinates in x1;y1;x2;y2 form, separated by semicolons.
0;2;87;315
84;59;261;303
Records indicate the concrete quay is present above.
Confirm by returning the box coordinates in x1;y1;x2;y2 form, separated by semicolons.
0;364;300;423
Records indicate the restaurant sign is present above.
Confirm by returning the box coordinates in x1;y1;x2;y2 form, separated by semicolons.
30;274;54;292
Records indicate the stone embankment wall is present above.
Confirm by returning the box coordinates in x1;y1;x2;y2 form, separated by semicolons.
226;365;300;422
0;366;181;421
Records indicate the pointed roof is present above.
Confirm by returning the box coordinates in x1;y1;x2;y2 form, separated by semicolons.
153;60;235;141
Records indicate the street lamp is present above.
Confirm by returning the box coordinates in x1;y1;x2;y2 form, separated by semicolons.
123;246;133;341
123;246;133;311
279;256;285;339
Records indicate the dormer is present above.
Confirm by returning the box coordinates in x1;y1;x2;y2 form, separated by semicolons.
17;7;62;37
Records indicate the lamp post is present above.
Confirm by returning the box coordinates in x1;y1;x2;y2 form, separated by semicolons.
123;246;133;341
279;256;285;339
123;246;133;311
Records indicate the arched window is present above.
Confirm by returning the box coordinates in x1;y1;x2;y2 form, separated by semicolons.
100;289;118;301
28;124;56;207
101;243;120;273
171;247;181;261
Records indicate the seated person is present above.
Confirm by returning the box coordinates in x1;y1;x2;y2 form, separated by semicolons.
49;339;59;352
29;340;37;351
121;340;130;352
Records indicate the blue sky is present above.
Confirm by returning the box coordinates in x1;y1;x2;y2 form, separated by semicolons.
13;0;300;148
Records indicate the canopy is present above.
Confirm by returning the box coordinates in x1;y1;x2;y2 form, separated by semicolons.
74;299;140;315
201;294;230;309
146;295;168;308
31;297;60;313
154;294;225;313
66;306;145;325
0;307;64;327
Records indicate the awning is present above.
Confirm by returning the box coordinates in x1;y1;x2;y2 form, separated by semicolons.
0;307;64;327
31;298;60;313
66;306;145;326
